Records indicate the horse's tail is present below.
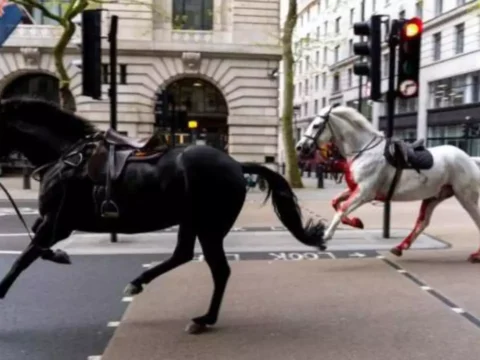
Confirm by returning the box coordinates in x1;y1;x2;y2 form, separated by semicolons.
240;162;327;250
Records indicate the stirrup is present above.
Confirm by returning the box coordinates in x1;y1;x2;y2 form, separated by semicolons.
100;200;120;218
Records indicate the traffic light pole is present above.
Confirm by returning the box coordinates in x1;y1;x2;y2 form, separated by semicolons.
357;0;365;113
382;19;401;239
108;15;118;243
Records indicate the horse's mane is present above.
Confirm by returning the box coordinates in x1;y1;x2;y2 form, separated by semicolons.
331;105;384;137
1;97;99;138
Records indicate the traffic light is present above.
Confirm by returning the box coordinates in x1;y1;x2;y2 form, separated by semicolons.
81;9;102;100
352;15;382;101
397;17;422;99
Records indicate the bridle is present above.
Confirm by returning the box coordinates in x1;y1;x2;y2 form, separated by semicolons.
301;104;383;162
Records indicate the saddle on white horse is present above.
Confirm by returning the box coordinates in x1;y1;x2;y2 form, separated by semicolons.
384;138;434;173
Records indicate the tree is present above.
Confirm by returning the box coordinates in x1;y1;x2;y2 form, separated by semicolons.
12;0;96;107
281;0;303;188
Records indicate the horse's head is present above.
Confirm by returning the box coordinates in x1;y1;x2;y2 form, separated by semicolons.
296;104;339;158
296;104;384;158
0;97;98;166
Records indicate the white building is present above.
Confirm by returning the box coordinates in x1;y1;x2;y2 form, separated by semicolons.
278;0;480;161
0;0;282;164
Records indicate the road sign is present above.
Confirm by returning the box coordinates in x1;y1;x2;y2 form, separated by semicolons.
399;79;418;97
188;120;198;129
0;3;23;47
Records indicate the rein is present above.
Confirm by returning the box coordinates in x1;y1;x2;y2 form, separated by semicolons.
0;181;33;241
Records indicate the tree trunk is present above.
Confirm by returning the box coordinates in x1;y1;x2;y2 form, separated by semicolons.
281;0;303;188
54;20;76;109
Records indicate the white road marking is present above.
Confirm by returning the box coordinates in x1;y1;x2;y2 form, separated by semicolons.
397;269;407;273
0;250;21;254
452;308;465;314
420;286;432;291
107;321;120;327
122;297;133;302
87;356;102;360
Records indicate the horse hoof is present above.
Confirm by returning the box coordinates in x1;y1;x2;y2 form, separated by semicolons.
351;218;364;229
124;283;143;296
185;322;208;334
390;247;403;257
52;250;71;264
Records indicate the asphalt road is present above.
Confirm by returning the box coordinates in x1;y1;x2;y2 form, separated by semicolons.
0;253;162;360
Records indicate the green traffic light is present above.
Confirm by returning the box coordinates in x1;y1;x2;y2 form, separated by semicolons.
403;62;416;75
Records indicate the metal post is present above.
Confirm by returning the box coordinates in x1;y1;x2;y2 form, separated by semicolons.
109;15;118;243
383;19;400;239
316;165;324;188
22;163;31;190
170;97;176;147
357;0;366;113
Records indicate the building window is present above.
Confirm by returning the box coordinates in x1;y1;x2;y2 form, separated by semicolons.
457;0;466;6
314;99;319;114
455;23;465;54
323;47;328;64
304;79;309;95
22;1;69;25
434;0;443;16
324;21;328;35
396;97;418;114
335;17;341;34
473;74;480;103
305;55;310;71
349;8;354;25
372;0;376;12
172;0;213;30
303;102;308;116
433;32;441;61
316;26;320;40
315;75;319;91
349;39;353;56
334;45;339;63
321;97;326;107
315;51;319;66
415;1;423;17
322;72;327;89
333;72;340;92
348;68;352;87
428;74;470;109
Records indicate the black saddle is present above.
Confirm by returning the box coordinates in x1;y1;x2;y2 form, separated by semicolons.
384;138;434;172
86;129;168;218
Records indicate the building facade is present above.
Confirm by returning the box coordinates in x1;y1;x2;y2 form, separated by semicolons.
278;0;480;161
0;0;282;164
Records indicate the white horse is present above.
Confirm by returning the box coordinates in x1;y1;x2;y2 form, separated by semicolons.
296;104;480;262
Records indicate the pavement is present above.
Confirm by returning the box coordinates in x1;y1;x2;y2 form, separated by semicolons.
1;175;480;359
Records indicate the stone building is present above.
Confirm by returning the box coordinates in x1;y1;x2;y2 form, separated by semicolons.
0;0;282;163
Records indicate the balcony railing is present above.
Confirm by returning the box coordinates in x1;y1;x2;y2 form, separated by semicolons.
3;24;80;48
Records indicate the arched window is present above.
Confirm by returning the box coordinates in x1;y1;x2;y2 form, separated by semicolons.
2;74;60;103
172;0;213;30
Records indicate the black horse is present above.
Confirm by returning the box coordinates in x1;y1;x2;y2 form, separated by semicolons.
0;97;326;333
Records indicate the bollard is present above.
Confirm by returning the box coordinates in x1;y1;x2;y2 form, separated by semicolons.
22;165;31;190
316;165;324;189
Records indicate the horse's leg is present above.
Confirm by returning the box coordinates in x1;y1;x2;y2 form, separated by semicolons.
390;186;453;256
188;233;231;333
451;188;480;263
124;222;196;296
332;189;364;229
0;215;66;299
324;190;369;240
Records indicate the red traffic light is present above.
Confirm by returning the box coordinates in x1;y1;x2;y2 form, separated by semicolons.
401;17;423;39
